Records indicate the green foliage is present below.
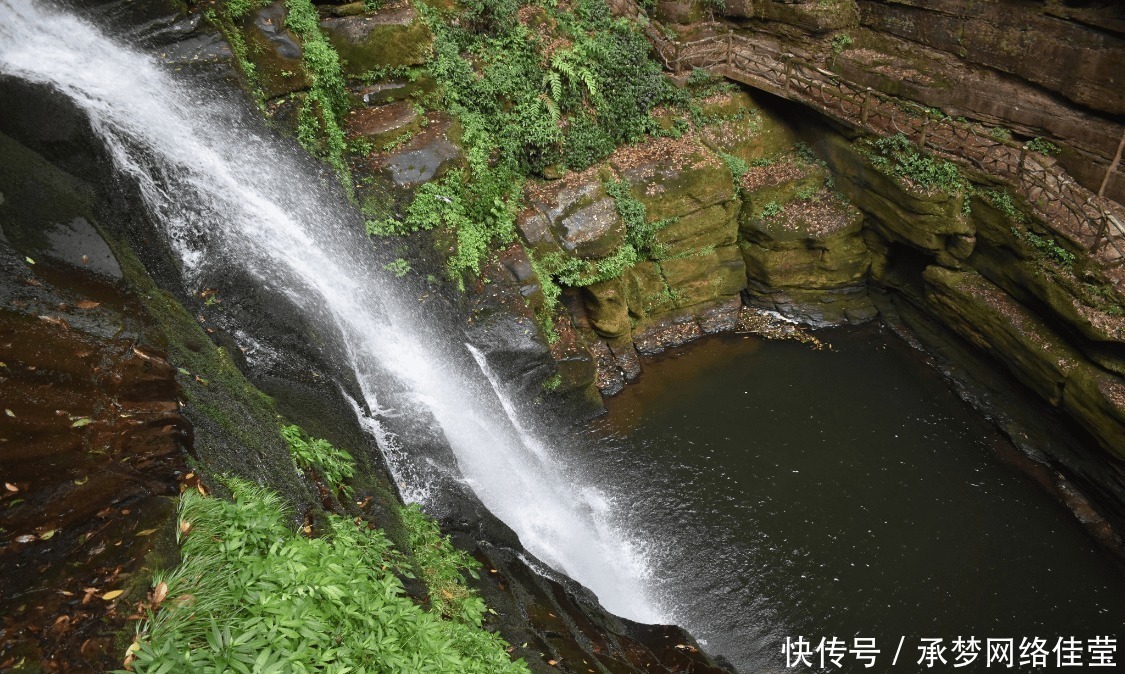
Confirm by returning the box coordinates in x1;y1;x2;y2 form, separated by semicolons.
719;151;748;190
981;188;1026;223
541;373;563;391
796;184;819;201
281;424;356;496
412;0;673;280
285;0;352;184
751;156;775;167
1013;227;1076;269
761;201;782;218
1026;137;1059;156
384;258;412;277
121;479;528;674
224;0;270;20
831;32;853;55
401;505;486;623
989;126;1013;142
863;133;968;196
363;0;384;11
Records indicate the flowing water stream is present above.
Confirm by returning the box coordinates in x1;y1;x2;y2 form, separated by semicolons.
0;0;658;623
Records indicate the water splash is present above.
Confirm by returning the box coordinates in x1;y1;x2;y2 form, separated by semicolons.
0;0;660;622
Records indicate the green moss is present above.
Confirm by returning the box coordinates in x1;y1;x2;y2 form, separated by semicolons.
326;17;434;77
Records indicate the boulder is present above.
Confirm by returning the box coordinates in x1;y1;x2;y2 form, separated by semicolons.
320;6;433;78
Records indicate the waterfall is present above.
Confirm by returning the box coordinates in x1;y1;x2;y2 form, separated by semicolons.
0;0;660;623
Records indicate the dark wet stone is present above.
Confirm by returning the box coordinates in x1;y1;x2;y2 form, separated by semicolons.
42;217;122;279
254;3;302;60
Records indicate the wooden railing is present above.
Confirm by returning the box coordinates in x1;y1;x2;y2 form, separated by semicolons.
640;18;1125;280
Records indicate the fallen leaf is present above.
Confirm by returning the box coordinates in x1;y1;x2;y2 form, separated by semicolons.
71;417;94;428
4;483;17;493
101;589;124;601
38;315;69;329
153;581;168;606
39;529;56;540
135;528;158;537
196;483;208;496
15;534;36;543
25;256;35;265
82;254;90;265
179;521;192;535
76;300;100;310
4;409;14;417
74;476;89;486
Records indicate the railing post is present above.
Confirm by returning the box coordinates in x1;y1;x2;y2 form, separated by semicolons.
1098;125;1125;198
783;55;792;96
860;89;871;126
918;117;929;149
726;32;733;66
1018;148;1027;178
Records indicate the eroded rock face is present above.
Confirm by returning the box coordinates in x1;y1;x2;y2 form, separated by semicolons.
699;0;1125;210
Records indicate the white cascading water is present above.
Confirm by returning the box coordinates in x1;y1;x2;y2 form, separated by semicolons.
0;0;660;622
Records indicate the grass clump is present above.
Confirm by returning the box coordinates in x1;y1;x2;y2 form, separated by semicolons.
401;504;487;623
121;479;529;674
281;424;356;497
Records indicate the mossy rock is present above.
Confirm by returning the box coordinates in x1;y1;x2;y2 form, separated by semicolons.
697;91;800;164
582;276;631;339
819;133;972;253
1062;363;1125;462
239;2;312;100
654;0;706;25
321;7;433;79
621;260;675;318
968;198;1125;351
732;0;858;34
922;265;1083;405
618;148;735;223
655;200;740;257
660;244;746;309
740;228;869;291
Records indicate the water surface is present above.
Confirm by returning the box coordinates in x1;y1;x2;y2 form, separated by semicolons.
586;325;1125;671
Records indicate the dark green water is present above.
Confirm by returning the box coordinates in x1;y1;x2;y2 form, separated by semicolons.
586;325;1124;672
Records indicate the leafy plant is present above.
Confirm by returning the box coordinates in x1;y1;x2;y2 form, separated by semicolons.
284;0;353;185
401;504;486;623
1026;137;1059;156
863;133;968;197
761;201;783;218
989;126;1013;142
384;258;412;277
120;479;529;674
407;0;676;285
1013;227;1076;269
719;151;749;192
281;424;356;496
